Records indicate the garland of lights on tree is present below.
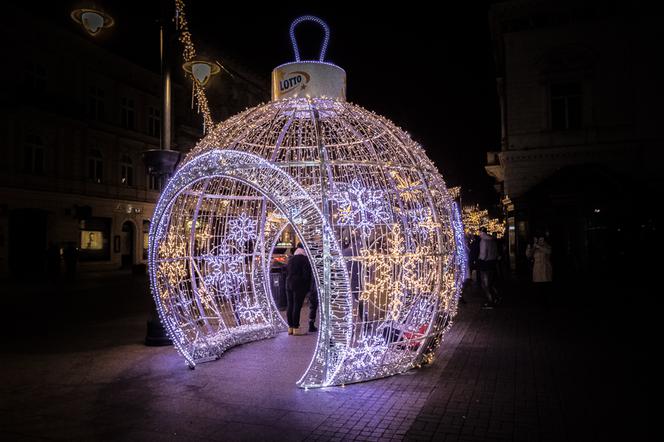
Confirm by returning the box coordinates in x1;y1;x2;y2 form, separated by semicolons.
148;16;467;388
462;205;505;238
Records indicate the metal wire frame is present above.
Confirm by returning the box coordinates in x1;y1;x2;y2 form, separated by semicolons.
149;97;464;387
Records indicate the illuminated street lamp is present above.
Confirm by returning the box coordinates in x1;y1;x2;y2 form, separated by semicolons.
70;8;114;36
182;59;220;88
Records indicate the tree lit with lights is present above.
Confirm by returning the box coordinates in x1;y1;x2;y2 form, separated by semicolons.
462;205;505;238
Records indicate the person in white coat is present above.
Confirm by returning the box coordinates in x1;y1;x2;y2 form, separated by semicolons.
532;237;552;283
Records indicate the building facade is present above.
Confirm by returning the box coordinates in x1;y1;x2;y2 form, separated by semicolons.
0;6;264;278
485;1;661;279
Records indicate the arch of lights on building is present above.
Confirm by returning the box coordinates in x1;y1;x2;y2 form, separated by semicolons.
148;16;467;388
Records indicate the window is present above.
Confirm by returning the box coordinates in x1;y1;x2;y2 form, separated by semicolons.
80;230;104;250
89;86;105;121
550;82;583;130
120;97;135;130
88;149;103;183
148;173;162;191
24;134;45;174
24;61;46;91
120;154;134;186
79;217;111;262
147;106;161;137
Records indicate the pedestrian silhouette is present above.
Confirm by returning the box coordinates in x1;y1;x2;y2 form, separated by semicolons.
285;244;312;335
478;227;499;308
63;243;78;282
46;242;61;281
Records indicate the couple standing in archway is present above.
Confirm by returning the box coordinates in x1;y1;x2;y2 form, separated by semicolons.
285;244;318;335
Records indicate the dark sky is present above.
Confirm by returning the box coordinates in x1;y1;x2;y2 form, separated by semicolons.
30;1;501;207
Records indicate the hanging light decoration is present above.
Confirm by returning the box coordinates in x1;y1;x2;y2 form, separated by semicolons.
462;204;505;238
174;0;214;132
148;16;466;388
182;59;221;88
70;8;114;36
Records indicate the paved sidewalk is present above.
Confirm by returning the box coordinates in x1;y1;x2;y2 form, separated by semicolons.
404;284;649;441
0;275;647;441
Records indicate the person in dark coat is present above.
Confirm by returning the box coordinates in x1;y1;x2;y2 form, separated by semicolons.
63;243;78;282
468;234;481;287
307;277;318;333
478;227;499;308
46;242;61;281
286;244;312;335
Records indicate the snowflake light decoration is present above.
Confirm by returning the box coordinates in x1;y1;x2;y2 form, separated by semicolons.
391;170;422;202
334;178;391;235
407;207;441;240
148;16;465;388
236;297;267;324
201;242;246;297
356;224;436;322
228;212;257;242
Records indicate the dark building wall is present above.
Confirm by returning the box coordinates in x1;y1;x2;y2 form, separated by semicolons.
0;5;265;277
486;0;662;279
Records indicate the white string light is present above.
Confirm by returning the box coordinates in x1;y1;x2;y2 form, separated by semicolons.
149;16;465;388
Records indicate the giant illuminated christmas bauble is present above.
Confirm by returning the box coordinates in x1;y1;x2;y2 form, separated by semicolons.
149;16;467;387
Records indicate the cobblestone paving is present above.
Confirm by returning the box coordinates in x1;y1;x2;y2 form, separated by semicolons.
0;274;647;441
404;286;648;441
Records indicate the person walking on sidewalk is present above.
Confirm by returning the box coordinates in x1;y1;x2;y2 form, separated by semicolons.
532;236;553;307
478;227;499;308
63;242;78;282
532;237;552;282
468;233;481;287
286;244;312;335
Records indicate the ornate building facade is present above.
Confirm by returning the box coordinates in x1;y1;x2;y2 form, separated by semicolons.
485;1;661;278
0;6;265;277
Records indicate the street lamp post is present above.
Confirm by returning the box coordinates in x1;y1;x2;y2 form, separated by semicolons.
142;8;181;347
72;3;175;346
143;7;181;177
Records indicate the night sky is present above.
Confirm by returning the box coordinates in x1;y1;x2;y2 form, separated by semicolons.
28;1;501;207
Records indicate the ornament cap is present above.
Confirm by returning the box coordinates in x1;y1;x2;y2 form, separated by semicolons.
271;16;346;101
272;61;346;101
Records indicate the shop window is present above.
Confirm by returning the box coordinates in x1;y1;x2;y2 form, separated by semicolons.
120;154;134;186
550;82;583;130
79;217;111;261
88;149;103;183
24;134;45;174
80;230;104;250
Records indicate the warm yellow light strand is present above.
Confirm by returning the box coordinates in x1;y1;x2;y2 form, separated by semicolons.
174;0;214;132
462;204;505;238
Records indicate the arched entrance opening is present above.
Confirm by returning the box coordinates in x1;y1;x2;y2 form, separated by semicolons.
121;221;135;268
149;150;352;388
148;17;463;388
